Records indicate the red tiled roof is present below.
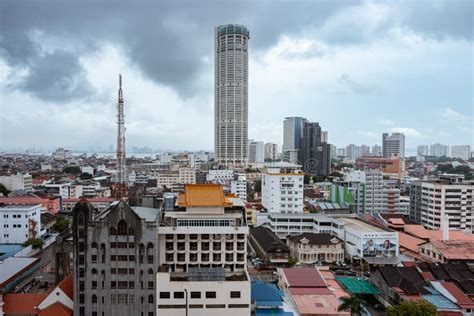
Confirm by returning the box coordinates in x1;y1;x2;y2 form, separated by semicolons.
282;268;326;288
289;287;332;295
3;294;45;314
38;302;72;316
420;271;436;281
441;282;474;308
58;273;73;299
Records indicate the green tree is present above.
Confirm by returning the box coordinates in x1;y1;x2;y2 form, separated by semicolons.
0;183;11;196
53;215;70;232
338;296;363;315
387;300;438;316
23;238;44;250
79;172;93;180
63;166;81;174
288;257;298;267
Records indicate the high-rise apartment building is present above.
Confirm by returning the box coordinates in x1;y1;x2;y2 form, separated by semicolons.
214;24;250;167
382;133;405;158
282;117;305;163
429;143;449;157
409;175;474;232
371;145;382;157
417;145;429;156
450;145;471;161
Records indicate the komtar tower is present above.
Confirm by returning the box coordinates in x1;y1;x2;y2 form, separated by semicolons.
115;73;127;198
214;24;250;168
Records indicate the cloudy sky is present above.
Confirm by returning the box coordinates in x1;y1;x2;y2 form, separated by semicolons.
0;0;472;153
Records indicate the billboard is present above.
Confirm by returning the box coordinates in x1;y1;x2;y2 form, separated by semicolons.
362;238;397;257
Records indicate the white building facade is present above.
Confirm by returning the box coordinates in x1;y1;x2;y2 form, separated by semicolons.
0;204;42;244
261;163;304;214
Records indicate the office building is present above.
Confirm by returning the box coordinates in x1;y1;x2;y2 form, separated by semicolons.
300;121;331;176
72;200;159;316
382;133;405;158
282;117;305;162
409;175;474;232
214;24;250;167
451;145;471;161
430;143;449;157
248;141;265;164
0;204;42;244
261;162;304;214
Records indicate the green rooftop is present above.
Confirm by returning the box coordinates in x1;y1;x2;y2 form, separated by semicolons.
335;277;380;295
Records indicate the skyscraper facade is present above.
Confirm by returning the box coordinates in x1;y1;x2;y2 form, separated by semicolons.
282;117;305;163
382;132;405;158
300;121;331;176
214;24;250;167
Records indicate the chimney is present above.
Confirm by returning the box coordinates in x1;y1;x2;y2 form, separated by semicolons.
442;213;449;241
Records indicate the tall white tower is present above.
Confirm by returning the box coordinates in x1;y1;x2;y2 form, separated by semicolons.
214;24;249;168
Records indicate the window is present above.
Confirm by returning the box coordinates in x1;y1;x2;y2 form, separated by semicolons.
206;292;216;299
190;292;201;299
159;292;170;299
117;220;128;235
230;291;241;298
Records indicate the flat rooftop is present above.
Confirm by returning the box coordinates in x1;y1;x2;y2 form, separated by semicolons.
0;257;39;286
339;218;391;233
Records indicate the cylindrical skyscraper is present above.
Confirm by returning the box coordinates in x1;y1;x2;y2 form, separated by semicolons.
214;24;249;167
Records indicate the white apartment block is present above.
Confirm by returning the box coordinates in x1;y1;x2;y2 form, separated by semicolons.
0;204;42;244
430;143;450;157
0;173;33;192
231;174;247;202
156;267;250;316
410;175;474;232
207;169;234;185
262;162;304;214
450;145;471;161
158;184;248;273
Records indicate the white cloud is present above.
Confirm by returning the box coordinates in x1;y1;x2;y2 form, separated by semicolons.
389;127;426;139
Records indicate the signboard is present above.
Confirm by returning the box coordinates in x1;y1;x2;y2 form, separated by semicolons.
362;238;397;257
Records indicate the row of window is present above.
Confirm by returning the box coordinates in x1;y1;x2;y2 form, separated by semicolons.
159;291;240;299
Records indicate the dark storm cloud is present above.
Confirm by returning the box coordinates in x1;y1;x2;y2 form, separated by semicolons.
0;0;472;102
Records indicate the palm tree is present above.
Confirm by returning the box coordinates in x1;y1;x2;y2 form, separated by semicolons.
338;295;363;315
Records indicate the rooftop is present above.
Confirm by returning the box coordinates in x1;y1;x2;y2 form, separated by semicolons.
281;268;326;288
339;218;391;233
0;257;39;287
177;184;233;207
287;233;342;246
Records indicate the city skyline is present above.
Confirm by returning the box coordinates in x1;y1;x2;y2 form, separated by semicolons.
0;1;472;151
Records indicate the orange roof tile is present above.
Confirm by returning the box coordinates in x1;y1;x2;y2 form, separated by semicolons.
57;273;73;299
404;225;474;241
431;240;474;260
178;184;232;207
38;302;72;316
3;293;45;314
398;232;426;253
